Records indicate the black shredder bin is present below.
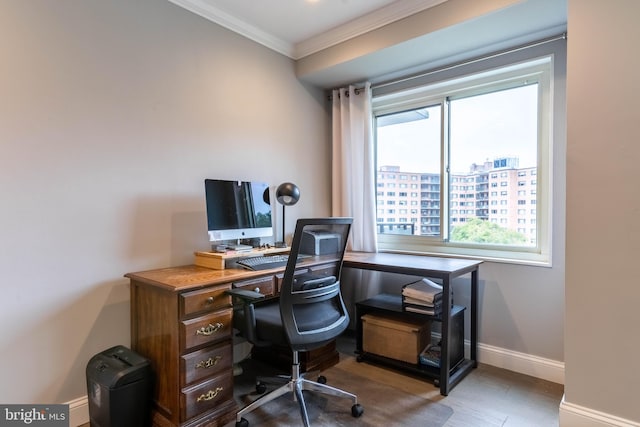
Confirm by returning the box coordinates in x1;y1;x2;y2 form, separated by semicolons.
86;345;151;427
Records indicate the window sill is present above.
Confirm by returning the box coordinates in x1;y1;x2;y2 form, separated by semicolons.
377;238;551;268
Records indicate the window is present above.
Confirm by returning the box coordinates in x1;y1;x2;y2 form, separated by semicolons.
373;53;554;264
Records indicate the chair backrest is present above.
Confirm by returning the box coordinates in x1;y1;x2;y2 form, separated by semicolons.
279;217;352;352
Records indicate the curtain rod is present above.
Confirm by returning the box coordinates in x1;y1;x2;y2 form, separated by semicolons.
370;32;567;92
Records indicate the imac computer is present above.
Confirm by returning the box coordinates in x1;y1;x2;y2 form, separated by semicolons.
204;179;273;251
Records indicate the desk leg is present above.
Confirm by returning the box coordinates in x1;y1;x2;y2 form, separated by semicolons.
470;269;478;366
355;304;364;354
440;275;452;396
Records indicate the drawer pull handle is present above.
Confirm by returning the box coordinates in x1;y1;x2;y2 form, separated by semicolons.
196;387;223;402
205;296;215;305
195;356;222;369
196;323;223;336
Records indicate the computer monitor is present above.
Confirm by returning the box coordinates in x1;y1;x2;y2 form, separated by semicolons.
204;179;273;244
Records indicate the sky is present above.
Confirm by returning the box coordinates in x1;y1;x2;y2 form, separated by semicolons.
377;84;538;174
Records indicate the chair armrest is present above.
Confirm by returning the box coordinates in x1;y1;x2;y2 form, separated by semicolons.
226;287;267;347
226;288;265;302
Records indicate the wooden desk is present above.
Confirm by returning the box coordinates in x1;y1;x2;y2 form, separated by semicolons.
127;252;481;425
342;252;482;395
126;255;342;427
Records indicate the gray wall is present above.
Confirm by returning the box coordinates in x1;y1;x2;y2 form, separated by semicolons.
564;0;640;423
0;0;330;404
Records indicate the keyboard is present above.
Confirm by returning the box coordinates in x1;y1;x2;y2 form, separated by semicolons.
236;254;290;271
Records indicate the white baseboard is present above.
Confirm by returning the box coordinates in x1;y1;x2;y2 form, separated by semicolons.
67;396;89;427
559;395;640;427
475;341;565;385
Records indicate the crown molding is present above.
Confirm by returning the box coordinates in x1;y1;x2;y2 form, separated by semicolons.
168;0;294;57
168;0;448;60
294;0;447;59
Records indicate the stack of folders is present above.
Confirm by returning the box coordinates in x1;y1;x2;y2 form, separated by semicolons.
402;278;443;316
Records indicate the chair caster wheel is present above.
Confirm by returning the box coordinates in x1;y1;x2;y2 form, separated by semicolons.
236;418;249;427
351;403;364;418
317;375;327;384
256;381;267;394
433;379;440;387
356;355;363;363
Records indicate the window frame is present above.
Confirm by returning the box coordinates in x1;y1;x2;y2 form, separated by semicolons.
372;55;555;266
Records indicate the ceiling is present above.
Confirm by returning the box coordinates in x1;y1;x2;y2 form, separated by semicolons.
168;0;567;88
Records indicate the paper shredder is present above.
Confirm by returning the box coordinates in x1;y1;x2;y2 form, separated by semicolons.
86;345;151;427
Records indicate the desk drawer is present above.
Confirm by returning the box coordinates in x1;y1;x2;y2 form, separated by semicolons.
308;263;338;277
181;310;232;351
233;276;275;297
275;268;309;293
181;371;233;421
181;340;233;386
180;286;231;318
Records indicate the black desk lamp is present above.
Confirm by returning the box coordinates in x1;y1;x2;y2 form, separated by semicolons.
274;182;300;248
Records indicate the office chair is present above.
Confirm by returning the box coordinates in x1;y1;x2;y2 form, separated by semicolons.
228;217;364;427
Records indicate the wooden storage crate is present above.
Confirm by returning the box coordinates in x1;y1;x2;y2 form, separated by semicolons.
362;314;430;364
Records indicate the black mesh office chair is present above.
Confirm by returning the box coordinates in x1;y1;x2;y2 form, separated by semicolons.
228;217;364;427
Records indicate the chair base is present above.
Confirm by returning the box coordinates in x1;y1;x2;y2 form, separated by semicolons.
235;352;362;427
251;340;340;373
